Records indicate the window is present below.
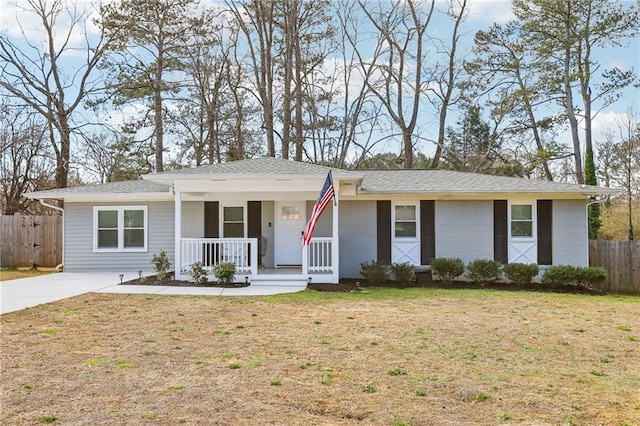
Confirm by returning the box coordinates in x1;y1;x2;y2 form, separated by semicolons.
281;206;300;220
394;204;417;238
94;206;147;251
511;204;533;237
223;206;244;237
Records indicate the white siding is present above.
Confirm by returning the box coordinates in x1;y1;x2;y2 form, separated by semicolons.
553;199;588;266
181;201;204;238
339;200;376;278
64;202;175;272
435;200;493;263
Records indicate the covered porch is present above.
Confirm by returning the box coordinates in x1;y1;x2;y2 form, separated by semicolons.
178;236;335;285
172;176;347;284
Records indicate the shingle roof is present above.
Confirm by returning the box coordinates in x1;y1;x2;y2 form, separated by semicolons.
25;180;171;198
147;157;360;178
24;159;616;200
357;169;613;195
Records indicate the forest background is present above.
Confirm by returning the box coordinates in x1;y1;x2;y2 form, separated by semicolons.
0;0;638;240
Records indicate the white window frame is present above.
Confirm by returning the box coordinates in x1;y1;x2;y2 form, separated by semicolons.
221;204;246;238
392;202;419;240
93;206;148;252
508;201;536;240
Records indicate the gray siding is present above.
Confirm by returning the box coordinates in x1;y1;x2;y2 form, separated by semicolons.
435;200;494;263
553;199;588;266
181;201;204;238
64;202;175;272
339;200;376;278
306;200;333;237
261;201;275;268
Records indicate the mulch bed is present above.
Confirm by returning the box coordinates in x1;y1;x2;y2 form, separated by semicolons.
123;274;602;294
122;273;249;288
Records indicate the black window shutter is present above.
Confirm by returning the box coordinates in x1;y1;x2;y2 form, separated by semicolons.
204;201;219;238
247;201;262;238
537;200;553;265
376;200;391;262
494;200;508;264
420;200;435;265
203;201;219;265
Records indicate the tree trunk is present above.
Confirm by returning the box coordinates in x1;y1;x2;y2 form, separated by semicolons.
563;41;583;183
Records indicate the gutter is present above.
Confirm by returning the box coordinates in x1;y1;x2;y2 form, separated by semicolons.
39;199;64;272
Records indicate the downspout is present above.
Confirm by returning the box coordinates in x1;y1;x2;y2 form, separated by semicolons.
39;199;64;272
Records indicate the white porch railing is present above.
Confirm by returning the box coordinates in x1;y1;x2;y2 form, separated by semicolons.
306;237;333;273
180;238;258;275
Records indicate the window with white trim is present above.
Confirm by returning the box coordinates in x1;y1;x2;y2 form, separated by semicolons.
510;204;533;237
394;204;417;238
94;206;148;251
223;206;245;237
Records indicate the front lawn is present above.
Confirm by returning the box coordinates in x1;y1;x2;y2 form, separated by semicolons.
1;289;639;425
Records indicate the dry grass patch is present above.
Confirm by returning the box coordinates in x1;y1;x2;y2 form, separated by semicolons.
0;267;55;281
1;288;639;425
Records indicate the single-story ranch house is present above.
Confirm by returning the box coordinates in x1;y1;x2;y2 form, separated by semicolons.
25;157;615;285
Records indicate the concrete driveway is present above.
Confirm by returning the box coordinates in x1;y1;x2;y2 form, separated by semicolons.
1;272;306;315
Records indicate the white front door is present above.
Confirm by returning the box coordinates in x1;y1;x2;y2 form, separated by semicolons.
275;201;306;266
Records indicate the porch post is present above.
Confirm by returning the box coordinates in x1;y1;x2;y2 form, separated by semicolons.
332;184;339;284
174;189;183;280
302;244;308;276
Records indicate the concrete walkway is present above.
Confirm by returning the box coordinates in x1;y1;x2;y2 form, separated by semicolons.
0;272;307;315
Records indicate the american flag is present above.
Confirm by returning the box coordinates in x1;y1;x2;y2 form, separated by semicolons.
302;171;335;246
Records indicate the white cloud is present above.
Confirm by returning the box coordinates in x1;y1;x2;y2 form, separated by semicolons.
0;0;108;56
465;0;515;25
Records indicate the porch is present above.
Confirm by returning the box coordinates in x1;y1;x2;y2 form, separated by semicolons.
177;237;336;285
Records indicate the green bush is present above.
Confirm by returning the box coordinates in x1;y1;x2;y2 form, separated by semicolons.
151;250;171;281
574;266;607;290
503;263;539;286
467;259;502;285
390;262;415;284
542;265;608;290
189;261;209;285
541;265;577;287
360;260;389;285
213;262;236;285
430;258;464;285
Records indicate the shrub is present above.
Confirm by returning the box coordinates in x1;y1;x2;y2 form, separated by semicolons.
467;259;502;285
574;266;607;290
503;263;539;286
360;260;389;285
541;265;577;287
151;250;171;281
430;258;464;285
189;261;209;285
390;262;415;284
213;261;236;285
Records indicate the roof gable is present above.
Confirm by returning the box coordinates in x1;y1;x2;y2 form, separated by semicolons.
146;157;359;179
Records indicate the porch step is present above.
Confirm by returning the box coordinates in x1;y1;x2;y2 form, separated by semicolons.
249;274;309;287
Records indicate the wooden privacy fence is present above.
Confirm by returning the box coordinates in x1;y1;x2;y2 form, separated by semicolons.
589;240;640;295
1;215;63;268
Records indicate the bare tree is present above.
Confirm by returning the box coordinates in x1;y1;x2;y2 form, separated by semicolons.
357;0;435;169
0;0;112;188
0;104;55;214
428;0;468;169
227;0;278;157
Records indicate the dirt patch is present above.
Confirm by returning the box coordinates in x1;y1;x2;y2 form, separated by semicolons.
2;289;638;425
